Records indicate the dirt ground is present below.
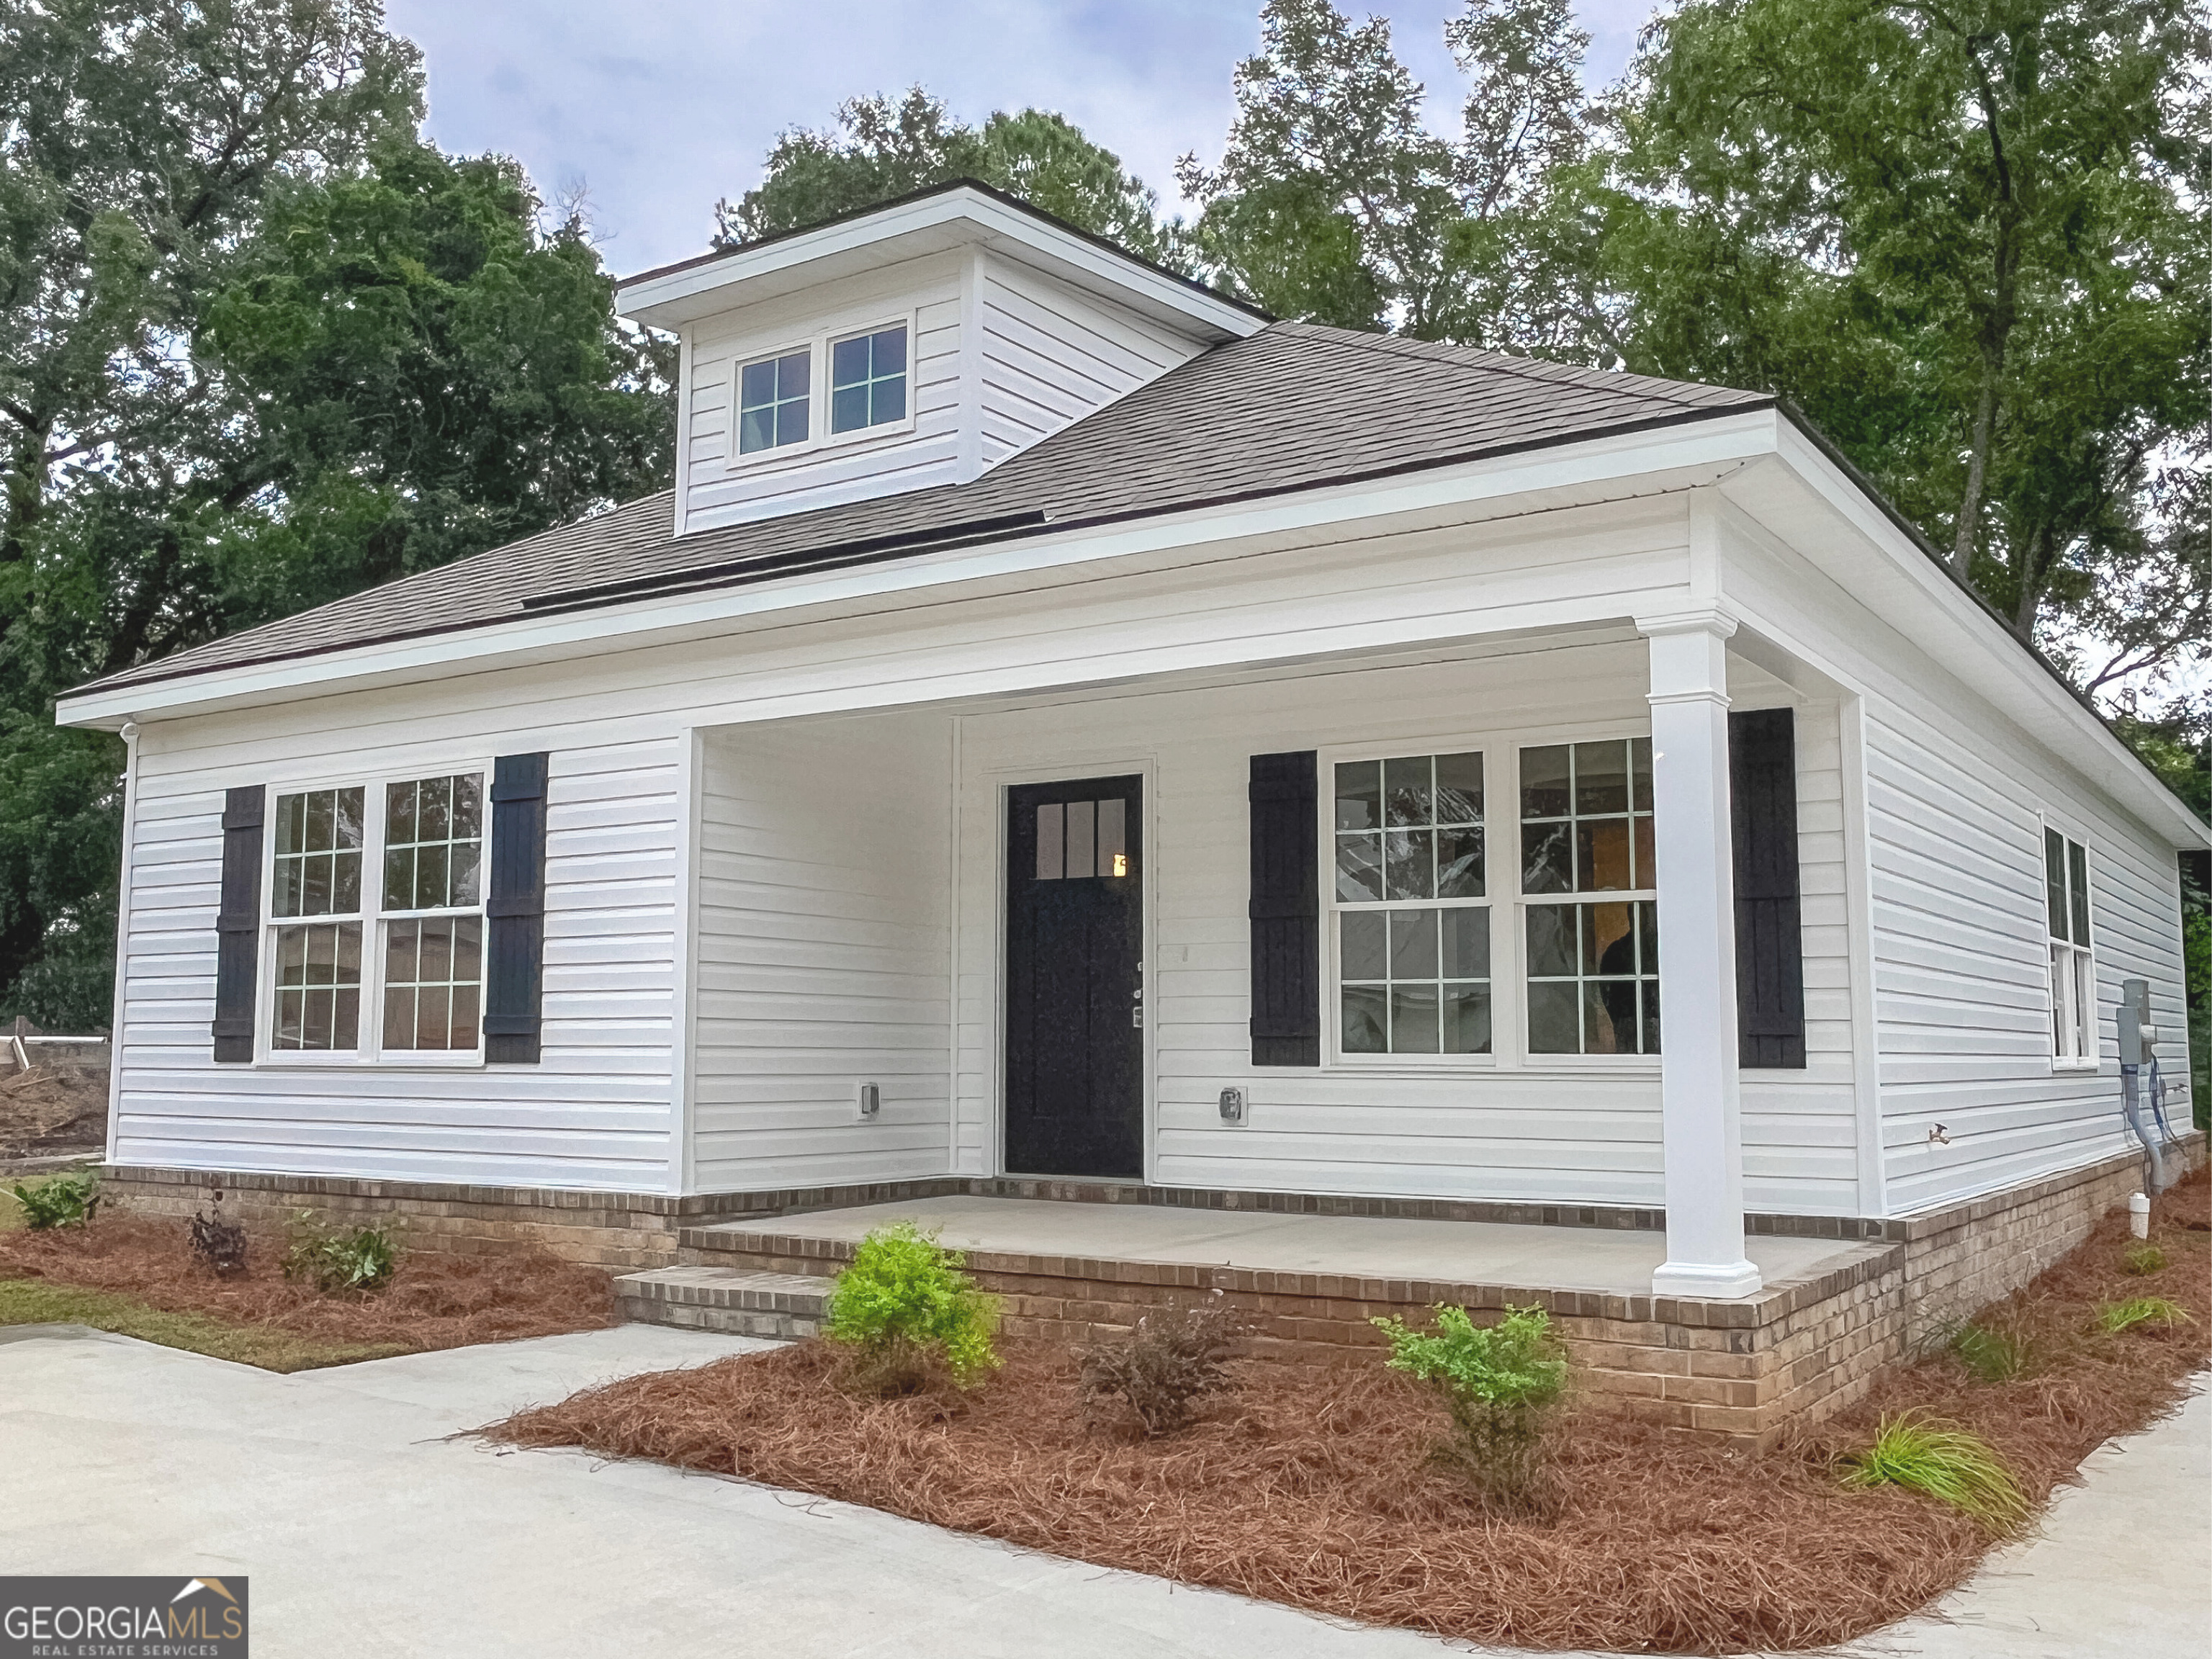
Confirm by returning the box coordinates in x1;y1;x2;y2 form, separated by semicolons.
0;1066;108;1159
492;1171;2211;1655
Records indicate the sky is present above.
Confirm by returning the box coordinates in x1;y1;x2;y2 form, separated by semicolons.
382;0;1658;278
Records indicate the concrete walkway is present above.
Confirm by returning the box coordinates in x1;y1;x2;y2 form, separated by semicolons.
1;1324;2204;1657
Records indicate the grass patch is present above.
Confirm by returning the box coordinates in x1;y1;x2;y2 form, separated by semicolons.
2121;1244;2169;1276
1839;1413;2029;1532
0;1278;406;1371
0;1189;22;1233
2095;1296;2193;1334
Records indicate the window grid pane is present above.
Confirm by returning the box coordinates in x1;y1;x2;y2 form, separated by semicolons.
383;775;484;912
382;916;484;1052
830;327;908;433
271;922;362;1051
1525;900;1660;1055
271;788;364;919
1338;905;1491;1055
737;350;810;454
1520;739;1653;894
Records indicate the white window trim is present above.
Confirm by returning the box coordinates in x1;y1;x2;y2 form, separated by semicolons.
1316;721;1663;1076
2041;816;2100;1072
253;763;493;1070
724;308;918;472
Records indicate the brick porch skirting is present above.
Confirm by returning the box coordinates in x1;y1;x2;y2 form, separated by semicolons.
102;1132;2202;1443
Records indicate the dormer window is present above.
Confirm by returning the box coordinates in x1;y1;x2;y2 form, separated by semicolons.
737;349;810;454
830;325;907;433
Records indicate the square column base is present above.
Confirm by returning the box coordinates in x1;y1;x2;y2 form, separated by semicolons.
1653;1258;1763;1300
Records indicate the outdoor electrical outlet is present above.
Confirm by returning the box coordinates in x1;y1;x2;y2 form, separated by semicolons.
1218;1086;1246;1123
857;1082;880;1120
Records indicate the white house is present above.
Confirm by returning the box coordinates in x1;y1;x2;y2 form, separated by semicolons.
59;182;2206;1308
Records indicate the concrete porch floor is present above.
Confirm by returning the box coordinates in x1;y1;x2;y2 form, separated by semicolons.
692;1195;1885;1300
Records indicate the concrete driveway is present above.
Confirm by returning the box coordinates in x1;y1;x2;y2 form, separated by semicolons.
1;1323;2204;1657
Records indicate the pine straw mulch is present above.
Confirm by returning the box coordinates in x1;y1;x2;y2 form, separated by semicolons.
0;1211;617;1355
487;1169;2211;1655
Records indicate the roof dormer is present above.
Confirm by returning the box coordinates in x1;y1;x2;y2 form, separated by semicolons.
616;181;1265;538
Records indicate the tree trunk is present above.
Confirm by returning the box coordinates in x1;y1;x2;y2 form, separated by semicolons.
1953;355;2001;577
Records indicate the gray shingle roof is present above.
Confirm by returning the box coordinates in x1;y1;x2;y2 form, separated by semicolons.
73;322;1772;698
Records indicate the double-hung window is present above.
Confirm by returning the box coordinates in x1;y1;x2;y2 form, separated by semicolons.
264;771;487;1060
1520;739;1660;1056
1331;752;1491;1055
2045;826;2095;1065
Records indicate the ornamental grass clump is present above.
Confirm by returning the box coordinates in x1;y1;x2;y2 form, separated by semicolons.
823;1223;1000;1394
1944;1319;2033;1383
1840;1413;2028;1532
1372;1303;1567;1513
2121;1243;2169;1276
2095;1295;2192;1335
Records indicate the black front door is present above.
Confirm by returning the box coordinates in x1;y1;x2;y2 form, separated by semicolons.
1004;775;1143;1179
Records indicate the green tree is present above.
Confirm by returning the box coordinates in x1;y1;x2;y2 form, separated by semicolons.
0;1;672;1026
1597;0;2212;667
716;87;1172;261
1177;0;1600;346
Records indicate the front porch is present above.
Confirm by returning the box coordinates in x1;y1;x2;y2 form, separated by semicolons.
624;1187;1902;1444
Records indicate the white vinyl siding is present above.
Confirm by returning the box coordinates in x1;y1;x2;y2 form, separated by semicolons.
1863;694;2188;1213
690;714;954;1191
112;716;683;1191
975;255;1203;467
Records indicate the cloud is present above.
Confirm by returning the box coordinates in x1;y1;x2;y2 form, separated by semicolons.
384;0;1655;276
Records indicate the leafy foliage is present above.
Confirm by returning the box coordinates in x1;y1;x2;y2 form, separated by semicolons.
823;1223;1001;1392
2095;1295;2192;1334
1839;1413;2029;1532
1079;1302;1240;1436
0;0;673;1024
6;1167;99;1229
718;89;1172;263
282;1210;399;1292
1372;1302;1568;1509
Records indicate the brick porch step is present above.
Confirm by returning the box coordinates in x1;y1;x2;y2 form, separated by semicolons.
613;1265;827;1340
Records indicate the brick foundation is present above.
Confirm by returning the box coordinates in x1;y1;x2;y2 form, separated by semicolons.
102;1133;2201;1444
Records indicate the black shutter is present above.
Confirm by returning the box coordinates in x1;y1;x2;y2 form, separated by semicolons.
485;752;549;1064
1730;709;1806;1069
212;785;266;1063
1249;750;1321;1066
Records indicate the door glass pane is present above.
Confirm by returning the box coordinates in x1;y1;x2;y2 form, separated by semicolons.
1097;798;1128;878
1035;804;1064;880
1066;801;1096;881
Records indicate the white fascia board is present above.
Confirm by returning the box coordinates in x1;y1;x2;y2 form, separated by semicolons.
1759;419;2211;852
56;409;1782;732
618;186;1263;343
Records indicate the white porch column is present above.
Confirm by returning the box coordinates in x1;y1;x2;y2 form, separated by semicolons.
1639;610;1761;1300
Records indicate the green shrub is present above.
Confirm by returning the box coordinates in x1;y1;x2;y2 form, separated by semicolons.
282;1210;400;1293
823;1223;1001;1392
1945;1320;2032;1383
1840;1413;2029;1532
2095;1296;2192;1335
1372;1303;1568;1511
8;1168;99;1230
2121;1244;2168;1276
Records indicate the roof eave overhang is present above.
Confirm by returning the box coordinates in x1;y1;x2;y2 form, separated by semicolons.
616;184;1264;341
56;408;1786;730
